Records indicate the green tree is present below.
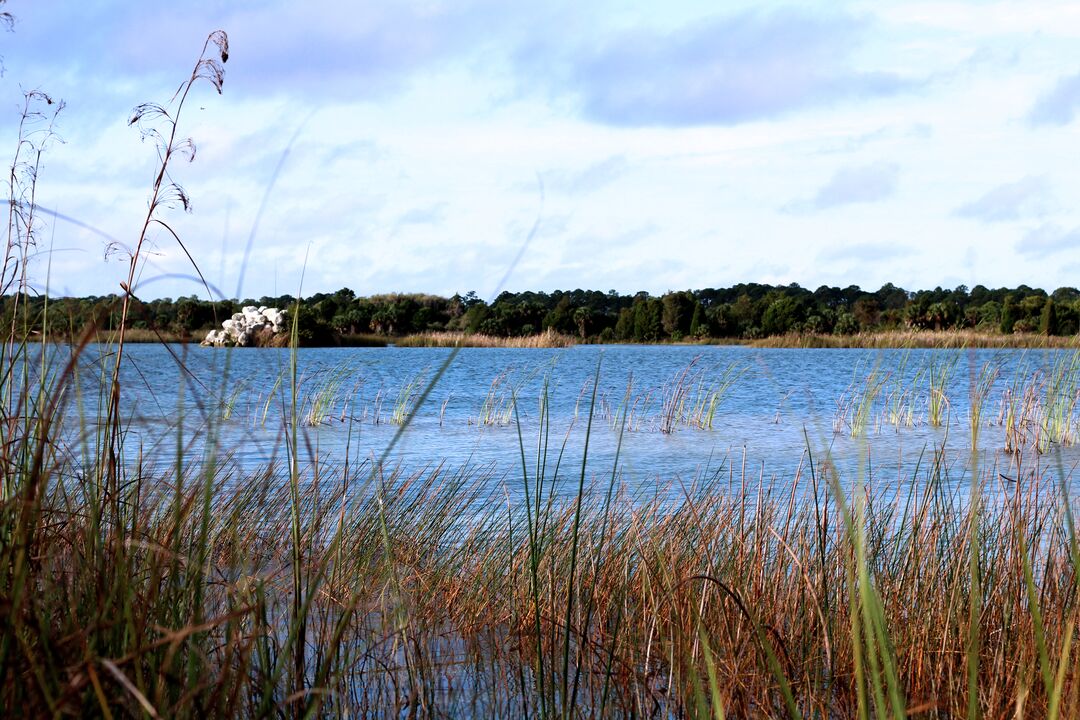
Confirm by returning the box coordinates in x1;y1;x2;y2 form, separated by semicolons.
573;306;592;338
1040;298;1059;335
661;291;695;339
1000;296;1017;334
761;294;804;336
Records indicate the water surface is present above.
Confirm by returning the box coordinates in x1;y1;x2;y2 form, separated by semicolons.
49;343;1080;501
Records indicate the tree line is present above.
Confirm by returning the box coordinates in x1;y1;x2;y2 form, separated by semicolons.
5;283;1079;344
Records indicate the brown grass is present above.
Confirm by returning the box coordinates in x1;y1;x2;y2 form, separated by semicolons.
6;442;1078;717
91;327;208;343
750;329;1080;349
397;328;576;348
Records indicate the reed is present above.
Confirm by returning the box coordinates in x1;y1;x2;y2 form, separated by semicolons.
478;368;516;426
1039;351;1080;452
396;329;574;348
968;357;999;452
834;358;888;437
304;365;352;426
9;327;1080;717
390;369;427;425
882;349;920;428
659;357;743;433
926;354;958;427
752;329;1080;349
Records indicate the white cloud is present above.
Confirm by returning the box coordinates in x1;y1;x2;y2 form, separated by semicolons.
955;176;1052;222
784;162;900;213
1018;224;1080;257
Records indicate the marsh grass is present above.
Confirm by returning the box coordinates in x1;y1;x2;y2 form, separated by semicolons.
390;368;427;426
994;353;1080;456
93;327;208;344
396;329;574;348
883;350;921;428
834;358;888;437
927;354;958;428
477;368;517;426
658;357;744;434
753;329;1080;349
968;358;1000;452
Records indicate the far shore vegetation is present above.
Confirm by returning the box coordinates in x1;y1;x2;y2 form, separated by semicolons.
28;282;1080;348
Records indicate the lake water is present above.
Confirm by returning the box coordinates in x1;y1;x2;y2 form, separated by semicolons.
47;343;1080;502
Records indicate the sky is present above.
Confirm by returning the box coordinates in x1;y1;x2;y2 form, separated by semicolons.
2;1;1080;301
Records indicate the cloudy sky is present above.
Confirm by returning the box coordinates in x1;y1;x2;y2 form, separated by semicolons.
2;1;1080;301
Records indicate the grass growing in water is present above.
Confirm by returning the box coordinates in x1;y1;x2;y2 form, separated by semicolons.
659;357;744;433
927;354;958;428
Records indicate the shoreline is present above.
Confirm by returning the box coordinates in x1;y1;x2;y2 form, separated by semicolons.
73;328;1080;349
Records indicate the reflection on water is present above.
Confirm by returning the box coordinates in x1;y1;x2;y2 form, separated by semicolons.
36;342;1080;500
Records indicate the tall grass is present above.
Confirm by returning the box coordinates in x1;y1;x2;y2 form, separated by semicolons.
396;329;574;348
754;329;1080;349
834;358;887;437
659;357;743;433
995;353;1080;456
927;354;957;427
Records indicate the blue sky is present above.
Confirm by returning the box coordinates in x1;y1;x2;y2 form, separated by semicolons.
2;1;1080;300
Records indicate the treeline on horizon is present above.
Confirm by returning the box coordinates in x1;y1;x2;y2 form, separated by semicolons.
8;282;1080;343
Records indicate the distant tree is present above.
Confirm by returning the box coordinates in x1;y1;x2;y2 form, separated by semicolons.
852;297;880;329
976;301;1001;329
462;302;490;334
614;307;634;341
834;311;859;335
688;303;704;337
661;291;695;338
729;294;758;337
1040;298;1059;335
761;293;803;336
573;306;592;338
1000;296;1017;334
543;296;575;335
632;297;662;341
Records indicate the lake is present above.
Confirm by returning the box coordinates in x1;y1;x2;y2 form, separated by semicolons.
49;343;1080;502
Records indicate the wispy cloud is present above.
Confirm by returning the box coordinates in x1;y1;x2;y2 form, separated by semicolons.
396;204;447;227
1029;71;1080;126
517;9;912;127
1017;223;1080;257
786;161;900;212
818;241;909;263
954;176;1051;222
542;156;628;195
816;123;933;155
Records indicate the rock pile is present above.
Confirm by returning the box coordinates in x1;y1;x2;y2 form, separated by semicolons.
201;306;287;347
